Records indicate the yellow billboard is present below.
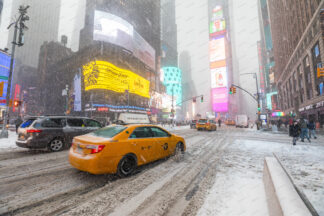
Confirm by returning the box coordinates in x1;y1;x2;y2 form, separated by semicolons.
83;61;150;98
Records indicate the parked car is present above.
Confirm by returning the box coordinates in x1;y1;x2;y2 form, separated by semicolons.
190;120;197;129
16;116;102;151
69;124;186;176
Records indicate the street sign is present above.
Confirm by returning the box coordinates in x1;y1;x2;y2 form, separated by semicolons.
317;67;324;78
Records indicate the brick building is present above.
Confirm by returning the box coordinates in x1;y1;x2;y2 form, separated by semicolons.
268;0;324;126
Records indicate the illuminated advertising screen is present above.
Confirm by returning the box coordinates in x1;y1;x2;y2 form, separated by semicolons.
209;37;226;62
93;10;155;70
83;61;150;98
211;6;223;21
162;67;182;106
0;52;11;105
209;20;226;34
212;88;228;112
211;67;227;88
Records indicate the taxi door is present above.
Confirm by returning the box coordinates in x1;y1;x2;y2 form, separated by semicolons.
128;127;155;164
150;127;174;159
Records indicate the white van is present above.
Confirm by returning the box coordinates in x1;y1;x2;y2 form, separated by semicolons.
117;113;150;124
235;115;249;128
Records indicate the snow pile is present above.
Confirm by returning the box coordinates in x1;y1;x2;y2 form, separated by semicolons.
158;125;190;131
0;131;18;149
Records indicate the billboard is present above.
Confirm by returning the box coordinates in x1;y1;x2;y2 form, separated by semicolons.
209;37;226;62
211;6;223;21
212;88;228;112
83;61;150;98
73;71;82;111
162;67;182;106
209;20;226;34
211;67;227;88
93;10;155;70
0;51;11;105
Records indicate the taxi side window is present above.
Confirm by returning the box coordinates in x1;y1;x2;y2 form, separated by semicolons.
129;127;153;138
151;127;169;137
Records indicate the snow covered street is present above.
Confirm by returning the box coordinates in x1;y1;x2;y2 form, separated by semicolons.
0;126;323;215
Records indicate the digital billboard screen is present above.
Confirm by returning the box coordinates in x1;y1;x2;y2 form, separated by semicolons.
0;52;11;105
209;36;226;62
83;60;150;98
211;6;223;21
211;67;227;88
93;10;155;70
209;20;226;34
212;88;228;112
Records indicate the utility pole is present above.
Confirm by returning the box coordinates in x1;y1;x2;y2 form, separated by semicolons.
0;5;29;138
254;73;261;130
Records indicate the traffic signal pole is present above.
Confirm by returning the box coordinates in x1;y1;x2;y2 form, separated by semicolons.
0;6;29;138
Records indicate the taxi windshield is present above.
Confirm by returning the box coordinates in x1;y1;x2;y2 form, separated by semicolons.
91;126;126;138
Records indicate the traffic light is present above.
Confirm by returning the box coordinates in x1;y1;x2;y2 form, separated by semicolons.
233;87;236;94
229;87;233;94
257;105;261;112
201;96;203;102
193;97;196;103
13;100;22;107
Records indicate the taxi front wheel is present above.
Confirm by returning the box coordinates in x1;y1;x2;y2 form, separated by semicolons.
117;154;137;177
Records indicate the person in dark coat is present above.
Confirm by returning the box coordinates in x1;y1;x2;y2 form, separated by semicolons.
218;119;222;127
308;120;317;139
15;116;23;133
299;118;310;142
291;121;301;145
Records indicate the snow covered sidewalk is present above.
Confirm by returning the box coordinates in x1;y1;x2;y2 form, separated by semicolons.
197;130;324;216
0;131;18;149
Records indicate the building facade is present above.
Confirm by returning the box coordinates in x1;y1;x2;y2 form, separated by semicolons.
267;0;324;126
257;0;278;113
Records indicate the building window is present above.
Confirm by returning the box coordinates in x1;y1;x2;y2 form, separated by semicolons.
313;43;320;57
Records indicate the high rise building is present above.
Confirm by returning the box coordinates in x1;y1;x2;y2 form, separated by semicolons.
257;0;278;112
161;0;178;67
0;0;3;24
228;0;261;120
267;0;324;126
7;0;61;67
176;0;210;119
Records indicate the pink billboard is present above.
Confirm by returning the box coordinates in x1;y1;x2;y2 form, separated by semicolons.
212;88;228;112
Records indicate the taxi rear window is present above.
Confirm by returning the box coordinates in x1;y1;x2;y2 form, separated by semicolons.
198;119;207;123
91;126;126;138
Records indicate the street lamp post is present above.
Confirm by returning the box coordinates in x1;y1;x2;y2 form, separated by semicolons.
0;5;29;138
240;73;261;130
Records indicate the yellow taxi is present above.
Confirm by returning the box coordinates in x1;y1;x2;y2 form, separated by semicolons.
225;119;236;126
69;124;186;176
196;119;217;131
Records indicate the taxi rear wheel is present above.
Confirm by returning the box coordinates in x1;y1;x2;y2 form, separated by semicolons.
117;154;137;177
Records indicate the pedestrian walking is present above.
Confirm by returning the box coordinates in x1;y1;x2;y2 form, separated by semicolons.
218;119;222;127
291;121;301;145
15;116;23;133
308;120;317;139
299;118;310;142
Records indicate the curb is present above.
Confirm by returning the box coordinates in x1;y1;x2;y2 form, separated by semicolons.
263;157;313;216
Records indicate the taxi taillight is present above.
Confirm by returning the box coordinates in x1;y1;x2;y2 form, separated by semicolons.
89;145;105;154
